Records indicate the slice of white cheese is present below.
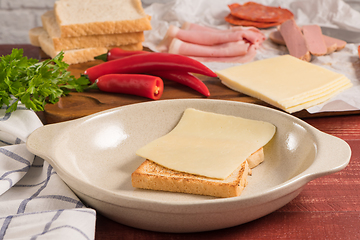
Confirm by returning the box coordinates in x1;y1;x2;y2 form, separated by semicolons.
216;55;352;113
136;108;276;180
285;80;352;113
278;76;351;108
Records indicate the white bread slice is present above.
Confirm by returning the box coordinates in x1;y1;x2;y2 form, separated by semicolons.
54;0;152;38
29;27;44;46
41;11;145;50
38;30;143;64
132;148;263;198
41;10;61;39
246;147;264;169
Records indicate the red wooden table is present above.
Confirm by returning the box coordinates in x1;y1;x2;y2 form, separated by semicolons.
2;45;359;239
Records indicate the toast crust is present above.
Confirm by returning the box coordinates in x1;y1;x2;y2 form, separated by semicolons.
131;147;264;198
52;31;144;51
132;160;249;198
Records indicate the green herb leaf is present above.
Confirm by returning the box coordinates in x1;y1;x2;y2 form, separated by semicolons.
0;49;90;113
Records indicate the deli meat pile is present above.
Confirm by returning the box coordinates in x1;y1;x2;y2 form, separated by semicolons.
156;22;265;63
273;19;347;61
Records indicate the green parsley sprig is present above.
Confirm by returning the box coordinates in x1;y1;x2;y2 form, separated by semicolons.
0;48;90;113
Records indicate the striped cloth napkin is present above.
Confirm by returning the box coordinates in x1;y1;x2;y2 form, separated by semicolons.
0;104;96;240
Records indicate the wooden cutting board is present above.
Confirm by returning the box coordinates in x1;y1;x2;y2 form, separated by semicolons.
44;59;360;124
44;59;266;123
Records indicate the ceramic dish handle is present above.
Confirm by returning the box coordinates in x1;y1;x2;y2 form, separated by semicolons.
308;131;351;179
26;121;71;166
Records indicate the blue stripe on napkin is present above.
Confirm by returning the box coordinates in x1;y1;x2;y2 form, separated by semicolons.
0;106;96;239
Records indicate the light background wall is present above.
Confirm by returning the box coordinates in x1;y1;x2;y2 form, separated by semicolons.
0;0;165;44
0;0;56;44
0;0;359;44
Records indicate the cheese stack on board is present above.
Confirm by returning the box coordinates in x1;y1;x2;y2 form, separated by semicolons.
216;55;352;113
29;0;152;64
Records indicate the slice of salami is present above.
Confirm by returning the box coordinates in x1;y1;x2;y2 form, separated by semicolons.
228;2;294;25
271;7;294;24
225;14;279;29
229;2;280;23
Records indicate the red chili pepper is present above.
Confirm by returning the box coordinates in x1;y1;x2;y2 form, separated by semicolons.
90;74;164;100
108;48;149;61
148;71;210;97
84;52;217;83
95;48;149;61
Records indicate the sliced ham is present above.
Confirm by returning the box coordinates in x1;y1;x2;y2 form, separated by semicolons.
157;22;265;63
169;38;250;57
302;25;327;56
167;25;257;46
158;24;265;51
182;22;265;46
156;25;179;52
190;45;258;63
279;19;311;61
231;26;265;48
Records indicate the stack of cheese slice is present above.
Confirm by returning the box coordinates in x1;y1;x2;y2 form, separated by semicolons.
216;55;353;113
29;0;151;64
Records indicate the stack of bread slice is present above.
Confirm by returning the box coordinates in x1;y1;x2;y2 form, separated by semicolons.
29;0;151;64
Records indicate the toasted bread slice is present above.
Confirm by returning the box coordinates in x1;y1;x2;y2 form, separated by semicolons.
131;148;263;198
